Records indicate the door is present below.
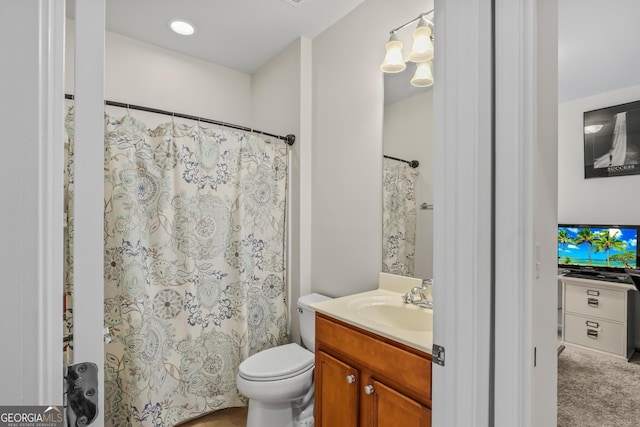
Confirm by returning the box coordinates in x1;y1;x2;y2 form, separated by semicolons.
315;351;359;427
368;379;431;427
0;0;64;405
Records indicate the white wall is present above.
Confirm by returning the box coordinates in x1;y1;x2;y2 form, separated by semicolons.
383;90;434;279
311;0;432;297
66;20;252;126
559;84;640;347
251;38;308;343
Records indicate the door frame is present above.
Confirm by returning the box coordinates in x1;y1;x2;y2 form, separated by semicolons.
431;0;493;425
69;0;106;425
35;0;559;425
493;0;558;426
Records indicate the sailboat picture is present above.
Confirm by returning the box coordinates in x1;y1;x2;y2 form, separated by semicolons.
583;100;640;178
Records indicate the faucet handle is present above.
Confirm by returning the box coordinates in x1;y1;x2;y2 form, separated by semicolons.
402;292;415;304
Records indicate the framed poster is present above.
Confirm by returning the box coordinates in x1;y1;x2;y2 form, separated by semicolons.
583;100;640;178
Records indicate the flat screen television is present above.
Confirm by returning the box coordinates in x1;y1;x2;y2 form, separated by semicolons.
558;224;639;278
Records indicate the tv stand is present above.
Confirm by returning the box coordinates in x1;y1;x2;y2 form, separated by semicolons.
559;275;636;360
563;269;633;285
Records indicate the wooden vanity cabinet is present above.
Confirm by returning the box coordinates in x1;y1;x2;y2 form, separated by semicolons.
314;313;432;427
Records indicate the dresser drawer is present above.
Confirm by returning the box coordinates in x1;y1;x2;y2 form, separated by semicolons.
564;283;625;322
564;313;625;356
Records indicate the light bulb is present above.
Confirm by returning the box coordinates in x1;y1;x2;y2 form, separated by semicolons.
408;19;434;63
380;33;406;73
410;61;434;87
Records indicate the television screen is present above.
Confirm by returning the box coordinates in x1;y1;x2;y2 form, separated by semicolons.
558;225;638;270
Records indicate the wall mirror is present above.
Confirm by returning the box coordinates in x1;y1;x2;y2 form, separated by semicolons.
382;62;434;279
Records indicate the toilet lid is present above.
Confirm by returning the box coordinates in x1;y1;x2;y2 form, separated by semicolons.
238;343;314;381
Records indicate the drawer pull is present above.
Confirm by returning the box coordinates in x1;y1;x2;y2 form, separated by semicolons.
585;320;599;328
346;375;356;384
586;290;600;297
364;385;375;395
587;298;599;308
587;329;599;339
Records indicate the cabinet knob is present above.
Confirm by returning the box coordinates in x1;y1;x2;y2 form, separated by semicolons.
346;375;356;384
364;385;374;395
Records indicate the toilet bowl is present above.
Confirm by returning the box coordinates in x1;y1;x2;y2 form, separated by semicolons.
236;293;331;427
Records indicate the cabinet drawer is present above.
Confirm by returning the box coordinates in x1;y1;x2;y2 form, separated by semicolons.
564;283;625;321
564;313;624;356
316;314;431;406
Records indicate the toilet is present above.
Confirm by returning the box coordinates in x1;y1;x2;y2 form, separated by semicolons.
237;293;331;427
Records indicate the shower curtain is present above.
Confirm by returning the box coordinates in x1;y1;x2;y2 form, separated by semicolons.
65;107;290;426
382;158;418;277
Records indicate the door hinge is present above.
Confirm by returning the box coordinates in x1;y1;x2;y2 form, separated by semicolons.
432;344;445;366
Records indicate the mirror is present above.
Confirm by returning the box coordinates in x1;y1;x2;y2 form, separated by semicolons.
382;66;434;279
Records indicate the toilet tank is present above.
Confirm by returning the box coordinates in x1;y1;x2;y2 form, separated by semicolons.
297;293;331;352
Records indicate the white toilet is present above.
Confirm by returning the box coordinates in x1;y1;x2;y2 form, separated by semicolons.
237;293;331;427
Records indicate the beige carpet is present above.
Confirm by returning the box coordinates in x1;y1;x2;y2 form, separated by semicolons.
176;407;247;427
558;346;640;427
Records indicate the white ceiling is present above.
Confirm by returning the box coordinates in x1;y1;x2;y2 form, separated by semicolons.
68;0;365;74
558;0;640;103
68;0;640;103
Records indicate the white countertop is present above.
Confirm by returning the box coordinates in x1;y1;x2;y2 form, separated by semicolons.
310;274;433;354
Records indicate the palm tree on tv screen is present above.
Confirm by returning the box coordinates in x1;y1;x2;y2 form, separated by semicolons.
593;230;628;267
575;228;596;265
610;251;635;268
557;229;573;264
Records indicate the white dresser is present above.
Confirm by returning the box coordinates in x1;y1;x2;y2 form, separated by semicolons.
560;276;636;360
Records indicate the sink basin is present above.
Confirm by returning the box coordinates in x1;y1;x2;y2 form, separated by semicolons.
347;294;433;331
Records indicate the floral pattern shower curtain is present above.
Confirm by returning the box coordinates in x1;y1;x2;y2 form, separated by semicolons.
382;158;418;277
66;107;290;426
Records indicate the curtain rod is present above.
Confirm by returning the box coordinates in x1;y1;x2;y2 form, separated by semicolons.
384;155;419;168
65;94;296;146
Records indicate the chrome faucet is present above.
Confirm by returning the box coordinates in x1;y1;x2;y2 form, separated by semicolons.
402;278;433;309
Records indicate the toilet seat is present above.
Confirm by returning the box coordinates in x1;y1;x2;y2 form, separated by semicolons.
239;343;314;382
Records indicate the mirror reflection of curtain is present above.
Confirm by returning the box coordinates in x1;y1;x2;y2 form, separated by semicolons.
65;106;289;426
63;106;75;366
382;158;419;277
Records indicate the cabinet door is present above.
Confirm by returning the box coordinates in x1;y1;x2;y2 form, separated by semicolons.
315;351;359;427
366;379;431;427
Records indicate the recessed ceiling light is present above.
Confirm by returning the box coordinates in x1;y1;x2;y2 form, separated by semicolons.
170;20;195;36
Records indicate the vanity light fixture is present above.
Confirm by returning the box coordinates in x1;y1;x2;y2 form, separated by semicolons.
381;11;435;86
170;20;195;36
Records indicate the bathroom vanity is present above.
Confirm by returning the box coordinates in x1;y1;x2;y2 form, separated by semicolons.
314;314;432;426
310;279;433;427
